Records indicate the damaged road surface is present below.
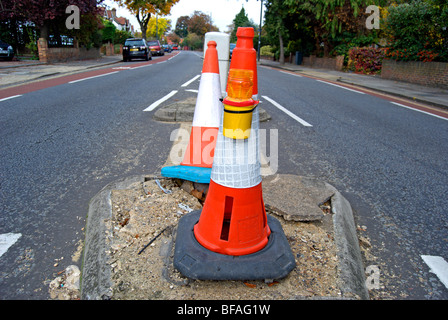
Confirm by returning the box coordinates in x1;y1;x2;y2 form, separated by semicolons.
77;174;368;300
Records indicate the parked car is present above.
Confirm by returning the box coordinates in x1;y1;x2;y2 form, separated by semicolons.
147;40;164;56
162;44;172;53
0;39;14;61
229;43;236;59
122;38;151;62
172;44;179;50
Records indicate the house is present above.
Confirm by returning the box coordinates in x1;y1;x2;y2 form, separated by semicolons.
99;7;134;35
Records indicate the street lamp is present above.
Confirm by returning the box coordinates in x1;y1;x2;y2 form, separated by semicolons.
246;0;264;61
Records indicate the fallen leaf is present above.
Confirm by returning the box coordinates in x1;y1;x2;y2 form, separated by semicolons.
243;282;256;288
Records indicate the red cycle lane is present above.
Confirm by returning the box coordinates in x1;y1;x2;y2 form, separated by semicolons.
0;51;180;100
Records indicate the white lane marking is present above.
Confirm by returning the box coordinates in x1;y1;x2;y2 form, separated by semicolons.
0;233;22;258
0;95;22;102
181;75;200;87
68;71;119;84
262;95;313;127
279;70;302;77
143;90;178;112
391;102;448;121
185;89;199;93
421;255;448;289
130;64;151;70
316;79;365;94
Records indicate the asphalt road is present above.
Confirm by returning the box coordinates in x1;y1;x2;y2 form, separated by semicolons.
0;52;202;299
257;66;448;299
1;50;447;299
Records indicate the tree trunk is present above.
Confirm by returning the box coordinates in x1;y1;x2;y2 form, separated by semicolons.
278;29;284;65
39;22;49;41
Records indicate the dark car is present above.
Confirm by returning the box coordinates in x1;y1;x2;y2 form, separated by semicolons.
0;39;14;61
147;40;164;56
122;38;151;62
162;44;172;53
229;43;236;59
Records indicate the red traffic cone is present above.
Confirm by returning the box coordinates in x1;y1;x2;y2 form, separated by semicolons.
161;41;222;183
173;28;295;280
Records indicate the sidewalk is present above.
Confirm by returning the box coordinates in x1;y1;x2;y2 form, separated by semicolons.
259;59;448;110
0;55;122;88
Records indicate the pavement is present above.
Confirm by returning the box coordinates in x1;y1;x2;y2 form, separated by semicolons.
0;55;123;89
258;59;448;110
3;54;445;301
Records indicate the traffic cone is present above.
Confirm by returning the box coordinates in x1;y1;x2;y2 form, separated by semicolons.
228;27;258;100
173;28;295;280
161;41;222;183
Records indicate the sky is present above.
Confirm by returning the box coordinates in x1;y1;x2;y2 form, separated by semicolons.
103;0;266;33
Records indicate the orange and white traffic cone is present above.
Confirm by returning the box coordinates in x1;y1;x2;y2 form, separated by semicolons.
173;28;295;280
161;41;222;183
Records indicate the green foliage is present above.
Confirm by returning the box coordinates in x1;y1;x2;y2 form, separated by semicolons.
230;8;257;43
102;20;116;43
183;32;202;50
383;0;448;61
331;32;377;65
260;45;274;57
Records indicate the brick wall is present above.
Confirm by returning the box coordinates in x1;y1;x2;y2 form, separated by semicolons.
38;38;100;63
302;55;344;71
382;59;448;89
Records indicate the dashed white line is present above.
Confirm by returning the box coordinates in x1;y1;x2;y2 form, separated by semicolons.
68;71;119;84
279;70;302;77
185;89;199;93
143;90;178;112
130;64;151;70
181;75;200;87
391;102;448;121
262;95;312;127
421;255;448;289
0;95;22;102
0;233;22;258
316;79;365;94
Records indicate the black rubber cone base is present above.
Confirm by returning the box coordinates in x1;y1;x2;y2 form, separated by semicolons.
173;210;296;280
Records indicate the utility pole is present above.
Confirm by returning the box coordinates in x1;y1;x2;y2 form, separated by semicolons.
257;0;263;61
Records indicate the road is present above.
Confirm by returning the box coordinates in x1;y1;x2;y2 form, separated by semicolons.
1;50;447;299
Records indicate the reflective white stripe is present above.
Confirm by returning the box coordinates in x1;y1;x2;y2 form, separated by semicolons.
211;107;261;188
422;255;448;289
192;72;223;128
0;233;21;258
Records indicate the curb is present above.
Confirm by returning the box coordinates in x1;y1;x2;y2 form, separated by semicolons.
81;175;145;300
336;78;448;111
80;174;369;300
259;61;448;111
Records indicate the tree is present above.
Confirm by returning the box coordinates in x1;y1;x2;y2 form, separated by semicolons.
115;0;179;40
174;15;189;38
264;0;289;63
0;0;103;40
102;20;116;43
383;0;448;61
184;32;202;50
146;16;171;40
230;7;257;43
187;10;218;38
264;0;375;58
